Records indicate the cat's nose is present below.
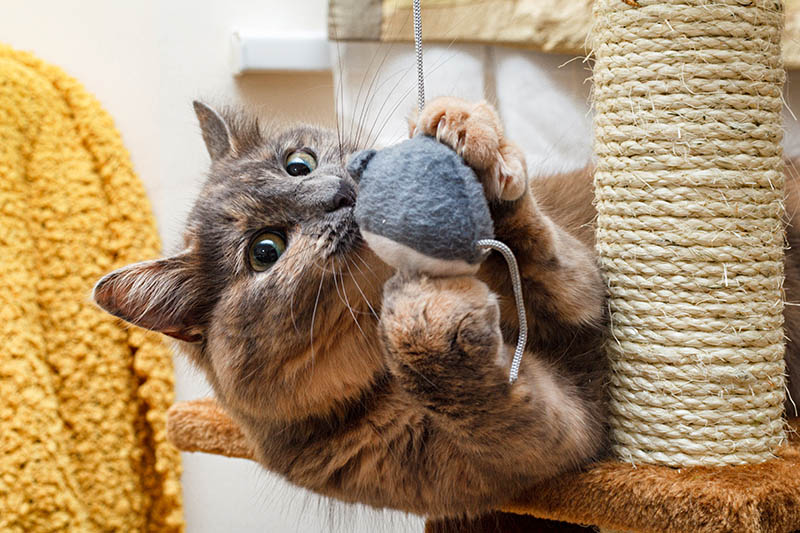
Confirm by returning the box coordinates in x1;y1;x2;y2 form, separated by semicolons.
326;179;356;212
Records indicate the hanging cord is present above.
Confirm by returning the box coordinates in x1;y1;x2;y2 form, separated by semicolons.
412;0;425;112
476;240;528;383
412;1;527;384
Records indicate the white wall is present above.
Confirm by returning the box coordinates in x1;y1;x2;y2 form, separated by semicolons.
1;1;421;531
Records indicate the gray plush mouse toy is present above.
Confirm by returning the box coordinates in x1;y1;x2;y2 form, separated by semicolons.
347;134;494;276
347;133;528;382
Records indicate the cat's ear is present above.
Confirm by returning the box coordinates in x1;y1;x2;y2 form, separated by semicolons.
346;149;377;182
193;101;233;161
93;252;205;343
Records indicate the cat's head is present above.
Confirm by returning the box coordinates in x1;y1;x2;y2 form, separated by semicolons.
94;103;390;420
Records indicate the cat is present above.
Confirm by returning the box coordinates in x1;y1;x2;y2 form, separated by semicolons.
92;97;799;519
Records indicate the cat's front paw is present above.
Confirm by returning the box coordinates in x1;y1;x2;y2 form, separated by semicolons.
380;273;508;415
408;97;527;202
381;273;502;366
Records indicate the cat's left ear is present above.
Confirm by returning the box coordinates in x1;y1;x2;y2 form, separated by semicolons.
193;101;233;161
93;251;206;343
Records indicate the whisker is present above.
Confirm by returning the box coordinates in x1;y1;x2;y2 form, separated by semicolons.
359;65;417;149
347;9;413;149
352;38;407;148
360;14;480;149
349;249;383;295
309;253;340;275
352;247;383;281
334;257;369;340
335;256;374;316
347;43;383;150
289;283;301;334
366;48;463;148
308;271;325;368
345;258;381;321
330;10;346;161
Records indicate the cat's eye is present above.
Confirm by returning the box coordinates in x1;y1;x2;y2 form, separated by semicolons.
248;231;287;272
285;150;317;176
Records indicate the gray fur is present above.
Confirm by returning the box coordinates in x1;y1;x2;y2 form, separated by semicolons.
193;101;233;161
349;135;494;266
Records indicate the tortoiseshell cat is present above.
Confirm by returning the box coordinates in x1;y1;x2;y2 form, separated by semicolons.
93;97;800;519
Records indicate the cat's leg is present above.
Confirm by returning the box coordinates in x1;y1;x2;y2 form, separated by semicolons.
410;97;605;340
380;272;603;481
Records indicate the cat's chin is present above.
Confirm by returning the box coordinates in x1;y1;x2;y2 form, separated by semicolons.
322;206;362;258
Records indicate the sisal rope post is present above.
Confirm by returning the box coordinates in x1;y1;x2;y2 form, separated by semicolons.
593;0;787;467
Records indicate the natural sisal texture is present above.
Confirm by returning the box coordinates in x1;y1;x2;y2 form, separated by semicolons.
592;0;788;467
0;44;183;532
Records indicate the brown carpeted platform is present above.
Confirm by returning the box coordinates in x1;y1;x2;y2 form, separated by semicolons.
167;399;800;532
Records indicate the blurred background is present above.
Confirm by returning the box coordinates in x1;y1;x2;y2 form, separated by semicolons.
3;1;800;531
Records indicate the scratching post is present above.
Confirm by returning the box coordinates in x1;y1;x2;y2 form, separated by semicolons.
593;0;787;467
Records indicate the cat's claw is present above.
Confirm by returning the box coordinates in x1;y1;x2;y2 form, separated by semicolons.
409;97;527;202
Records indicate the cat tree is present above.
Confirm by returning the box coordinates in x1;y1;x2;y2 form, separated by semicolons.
166;0;800;531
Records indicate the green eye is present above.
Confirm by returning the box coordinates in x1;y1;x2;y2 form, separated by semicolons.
285;150;317;176
248;231;287;272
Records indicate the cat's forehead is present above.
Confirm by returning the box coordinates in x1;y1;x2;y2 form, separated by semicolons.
247;125;350;168
203;125;342;185
184;124;351;241
273;125;340;154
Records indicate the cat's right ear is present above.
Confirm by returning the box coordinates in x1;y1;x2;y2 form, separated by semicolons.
93;252;205;343
193;101;233;161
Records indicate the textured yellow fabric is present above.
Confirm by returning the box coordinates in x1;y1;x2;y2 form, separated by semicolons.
0;44;184;532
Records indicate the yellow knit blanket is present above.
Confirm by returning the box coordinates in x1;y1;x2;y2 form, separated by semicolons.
0;45;183;532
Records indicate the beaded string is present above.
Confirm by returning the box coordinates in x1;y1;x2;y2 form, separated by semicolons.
412;1;528;383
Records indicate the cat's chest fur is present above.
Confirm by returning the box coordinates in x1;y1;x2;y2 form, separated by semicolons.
238;376;435;508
